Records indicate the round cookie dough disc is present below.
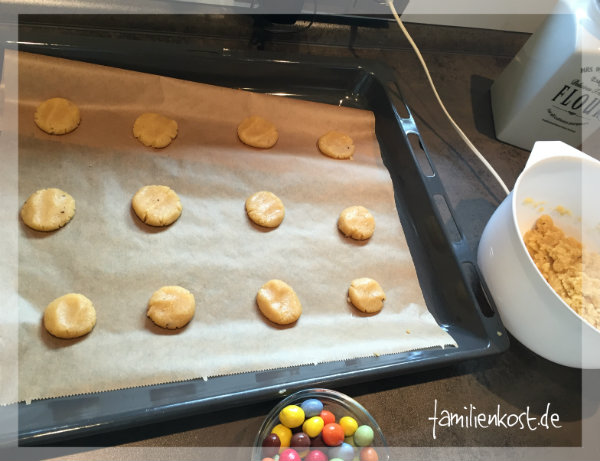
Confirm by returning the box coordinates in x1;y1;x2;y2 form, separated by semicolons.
21;188;76;232
34;97;81;135
257;279;302;325
237;115;279;148
133;113;178;148
44;293;97;339
245;191;285;228
132;185;182;227
348;278;386;314
147;286;196;329
318;131;355;159
338;205;375;240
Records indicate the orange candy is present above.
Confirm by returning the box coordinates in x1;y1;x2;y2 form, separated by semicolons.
321;423;345;446
319;409;335;425
360;447;379;461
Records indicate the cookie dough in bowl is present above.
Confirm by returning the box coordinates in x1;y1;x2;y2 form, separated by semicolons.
256;279;302;325
43;293;96;339
147;286;196;330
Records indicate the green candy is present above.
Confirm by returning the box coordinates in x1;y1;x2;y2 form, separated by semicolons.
353;425;374;447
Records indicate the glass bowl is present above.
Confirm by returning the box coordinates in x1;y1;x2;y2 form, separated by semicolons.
252;388;389;461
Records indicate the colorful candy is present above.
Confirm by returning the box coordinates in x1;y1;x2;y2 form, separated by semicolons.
339;416;358;437
319;409;335;425
280;405;306;429
302;416;325;438
305;450;328;461
263;397;380;461
353;425;374;447
291;432;311;457
271;423;292;451
280;448;301;461
322;423;345;446
359;447;379;461
328;442;355;461
301;399;324;418
262;433;281;458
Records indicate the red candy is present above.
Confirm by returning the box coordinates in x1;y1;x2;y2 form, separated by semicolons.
322;423;345;446
360;447;379;461
319;410;335;425
279;448;301;461
305;449;328;461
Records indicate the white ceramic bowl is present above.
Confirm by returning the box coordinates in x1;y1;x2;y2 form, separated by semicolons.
477;141;600;368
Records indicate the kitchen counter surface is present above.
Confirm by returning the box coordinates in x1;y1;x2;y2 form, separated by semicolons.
7;13;599;460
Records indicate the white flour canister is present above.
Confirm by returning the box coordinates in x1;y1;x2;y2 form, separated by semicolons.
491;0;600;151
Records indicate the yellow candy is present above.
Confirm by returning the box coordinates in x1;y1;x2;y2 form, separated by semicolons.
302;416;325;438
279;405;305;428
271;424;292;452
340;416;359;436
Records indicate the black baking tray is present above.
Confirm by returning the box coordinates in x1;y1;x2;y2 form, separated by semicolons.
2;26;509;446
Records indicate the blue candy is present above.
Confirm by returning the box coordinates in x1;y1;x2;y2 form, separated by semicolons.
300;398;324;418
328;442;355;461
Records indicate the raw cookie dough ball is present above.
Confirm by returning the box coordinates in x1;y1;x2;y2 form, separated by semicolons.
43;293;97;339
34;97;81;135
338;206;375;240
257;279;302;325
318;131;355;159
147;286;196;329
133;112;178;148
237;115;279;149
348;278;386;314
21;188;76;231
132;185;182;227
245;191;285;228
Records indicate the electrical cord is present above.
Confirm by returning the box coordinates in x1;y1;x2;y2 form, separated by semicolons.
385;0;510;196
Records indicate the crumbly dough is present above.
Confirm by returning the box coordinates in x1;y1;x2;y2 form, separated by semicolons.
524;214;600;329
318;131;355;159
348;278;386;314
21;188;76;232
133;113;178;148
147;286;196;329
43;293;97;339
256;279;302;325
34;97;81;135
245;191;285;228
132;185;182;227
237;115;279;148
338;206;375;240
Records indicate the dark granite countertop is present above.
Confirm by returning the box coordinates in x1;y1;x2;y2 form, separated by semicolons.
8;14;600;460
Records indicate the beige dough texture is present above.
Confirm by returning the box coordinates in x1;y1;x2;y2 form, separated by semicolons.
133;113;178;148
348;278;386;314
237;115;279;148
338;205;375;240
256;279;302;325
21;188;76;232
318;131;355;159
34;97;81;135
147;286;196;330
245;191;285;228
43;293;97;339
132;185;182;227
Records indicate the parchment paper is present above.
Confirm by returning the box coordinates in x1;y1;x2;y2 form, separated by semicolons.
8;50;456;404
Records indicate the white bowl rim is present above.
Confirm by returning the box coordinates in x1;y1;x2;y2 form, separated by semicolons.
510;154;600;336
